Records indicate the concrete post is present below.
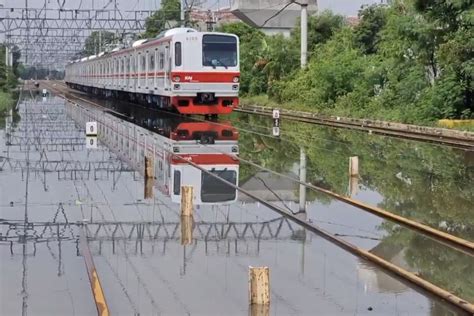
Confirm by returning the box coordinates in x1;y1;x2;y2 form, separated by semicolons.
300;2;308;69
5;45;9;67
180;0;186;26
299;147;307;212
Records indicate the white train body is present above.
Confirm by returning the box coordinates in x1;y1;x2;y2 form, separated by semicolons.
65;28;240;115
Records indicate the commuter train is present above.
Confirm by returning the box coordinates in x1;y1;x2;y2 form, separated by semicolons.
65;28;240;116
103;103;240;205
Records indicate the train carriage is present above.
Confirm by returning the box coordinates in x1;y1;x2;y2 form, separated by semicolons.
65;28;240;115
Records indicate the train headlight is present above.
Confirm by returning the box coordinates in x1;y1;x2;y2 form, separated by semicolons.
232;76;240;83
173;76;181;82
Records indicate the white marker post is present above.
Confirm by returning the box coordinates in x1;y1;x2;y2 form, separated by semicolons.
86;122;98;136
86;122;98;149
272;109;280;137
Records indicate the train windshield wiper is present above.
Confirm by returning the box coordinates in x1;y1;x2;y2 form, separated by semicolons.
212;58;228;69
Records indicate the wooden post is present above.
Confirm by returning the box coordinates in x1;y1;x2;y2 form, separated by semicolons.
349;156;359;177
181;186;194;217
144;178;154;199
249;266;270;305
144;155;154;199
349;175;359;197
145;155;154;178
249;304;270;316
180;215;193;245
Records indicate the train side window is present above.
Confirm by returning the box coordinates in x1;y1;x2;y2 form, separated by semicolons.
159;52;164;69
173;170;181;195
175;42;182;66
141;54;146;71
150;53;155;71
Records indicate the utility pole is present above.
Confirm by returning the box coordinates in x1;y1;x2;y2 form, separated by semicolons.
300;0;308;69
206;10;216;32
5;45;9;67
181;0;186;26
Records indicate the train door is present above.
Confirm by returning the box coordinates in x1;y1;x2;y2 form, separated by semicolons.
145;51;149;89
121;57;125;88
131;54;136;90
148;50;155;90
137;52;141;89
153;49;158;90
164;45;171;91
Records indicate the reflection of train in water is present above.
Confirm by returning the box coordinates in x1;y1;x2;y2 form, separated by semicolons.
65;28;240;116
105;103;239;205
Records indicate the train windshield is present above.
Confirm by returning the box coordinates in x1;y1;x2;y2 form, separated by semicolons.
201;170;237;202
202;35;237;68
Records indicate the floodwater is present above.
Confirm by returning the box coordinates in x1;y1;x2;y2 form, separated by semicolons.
0;91;472;315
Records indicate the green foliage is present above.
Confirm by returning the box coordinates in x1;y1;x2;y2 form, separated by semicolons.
18;66;65;80
83;31;118;56
143;0;181;37
236;112;474;300
254;0;474;123
0;45;19;92
278;29;367;108
291;10;346;55
0;91;15;115
218;22;299;96
354;5;389;54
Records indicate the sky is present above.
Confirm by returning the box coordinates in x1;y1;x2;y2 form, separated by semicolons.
2;0;383;16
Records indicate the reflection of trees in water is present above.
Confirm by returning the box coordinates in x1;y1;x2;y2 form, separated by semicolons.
236;114;474;303
379;224;474;304
236;114;473;238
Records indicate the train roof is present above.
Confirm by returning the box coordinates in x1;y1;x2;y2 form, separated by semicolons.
70;28;237;63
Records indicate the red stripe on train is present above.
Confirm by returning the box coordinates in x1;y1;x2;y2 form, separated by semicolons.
171;72;239;83
171;154;239;165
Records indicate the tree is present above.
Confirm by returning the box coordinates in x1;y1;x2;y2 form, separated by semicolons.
354;4;389;54
143;0;181;38
218;22;268;94
291;10;345;57
83;31;117;56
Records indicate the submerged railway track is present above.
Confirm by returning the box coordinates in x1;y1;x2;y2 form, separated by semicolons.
237;104;474;150
41;80;474;313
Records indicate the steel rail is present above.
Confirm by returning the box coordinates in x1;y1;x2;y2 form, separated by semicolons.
21;85;110;316
44;81;474;256
47;80;474;150
49;85;474;313
236;106;474;150
180;156;474;315
79;226;110;316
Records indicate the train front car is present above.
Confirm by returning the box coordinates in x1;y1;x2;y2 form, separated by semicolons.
170;31;240;115
155;120;240;205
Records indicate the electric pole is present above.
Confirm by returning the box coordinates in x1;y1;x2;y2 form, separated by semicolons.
300;0;308;68
181;0;186;26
